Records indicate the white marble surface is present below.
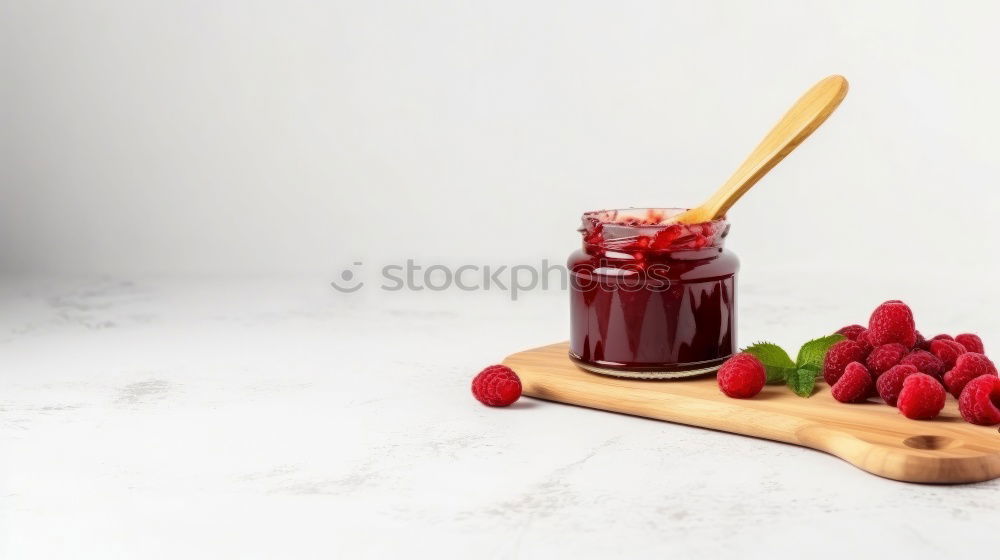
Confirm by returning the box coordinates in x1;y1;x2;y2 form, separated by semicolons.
2;274;999;558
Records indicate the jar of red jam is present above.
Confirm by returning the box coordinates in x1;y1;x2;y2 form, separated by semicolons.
568;208;738;378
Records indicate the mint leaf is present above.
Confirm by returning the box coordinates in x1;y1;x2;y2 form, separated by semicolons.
795;334;845;370
742;342;795;384
766;368;794;385
787;365;818;397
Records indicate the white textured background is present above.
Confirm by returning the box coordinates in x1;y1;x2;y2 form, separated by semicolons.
3;0;1000;277
4;1;1000;558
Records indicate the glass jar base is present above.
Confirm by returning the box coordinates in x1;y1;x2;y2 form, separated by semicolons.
569;352;728;380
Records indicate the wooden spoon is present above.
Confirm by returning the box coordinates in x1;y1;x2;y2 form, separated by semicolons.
672;75;849;224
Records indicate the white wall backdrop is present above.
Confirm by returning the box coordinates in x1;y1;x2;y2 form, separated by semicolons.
3;0;1000;279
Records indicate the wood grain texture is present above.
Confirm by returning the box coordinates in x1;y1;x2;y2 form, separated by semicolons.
676;75;849;224
504;342;1000;484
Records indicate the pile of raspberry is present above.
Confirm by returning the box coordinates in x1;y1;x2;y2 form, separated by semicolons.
825;300;997;423
718;300;999;424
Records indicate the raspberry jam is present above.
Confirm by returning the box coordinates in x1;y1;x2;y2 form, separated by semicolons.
568;208;738;378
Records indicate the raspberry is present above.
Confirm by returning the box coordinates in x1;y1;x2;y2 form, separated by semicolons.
931;334;954;341
717;353;766;398
865;343;909;377
897;373;946;420
855;329;873;353
930;339;966;369
822;340;868;385
943;353;998;398
831;362;872;403
958;375;1000;426
867;300;917;347
835;324;866;341
876;364;919;406
898;350;945;379
471;365;522;406
955;333;985;354
913;330;927;350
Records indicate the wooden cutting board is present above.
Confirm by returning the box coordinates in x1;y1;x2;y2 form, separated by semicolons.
503;342;1000;484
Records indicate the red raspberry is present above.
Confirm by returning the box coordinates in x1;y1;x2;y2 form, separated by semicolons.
930;339;966;369
855;329;873;353
913;330;927;350
943;353;998;398
717;353;766;398
471;365;522;406
955;333;985;354
835;324;866;341
931;334;954;341
822;340;868;385
865;343;909;377
958;375;1000;426
831;362;872;403
898;350;945;379
867;300;917;347
876;364;919;406
897;373;946;420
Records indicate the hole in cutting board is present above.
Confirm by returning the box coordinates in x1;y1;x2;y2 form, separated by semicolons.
903;435;956;450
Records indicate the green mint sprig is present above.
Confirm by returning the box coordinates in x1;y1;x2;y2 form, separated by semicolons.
742;334;844;397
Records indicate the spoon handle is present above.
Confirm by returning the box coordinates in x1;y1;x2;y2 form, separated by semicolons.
681;75;849;223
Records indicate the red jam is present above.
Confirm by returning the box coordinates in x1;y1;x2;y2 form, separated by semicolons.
568;208;739;378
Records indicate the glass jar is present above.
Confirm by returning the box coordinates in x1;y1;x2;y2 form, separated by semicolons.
568;208;739;379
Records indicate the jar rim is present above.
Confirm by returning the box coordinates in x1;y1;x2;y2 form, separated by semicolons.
581;207;727;228
579;207;729;252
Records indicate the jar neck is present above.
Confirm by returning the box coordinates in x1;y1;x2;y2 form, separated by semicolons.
583;244;724;261
580;209;730;254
